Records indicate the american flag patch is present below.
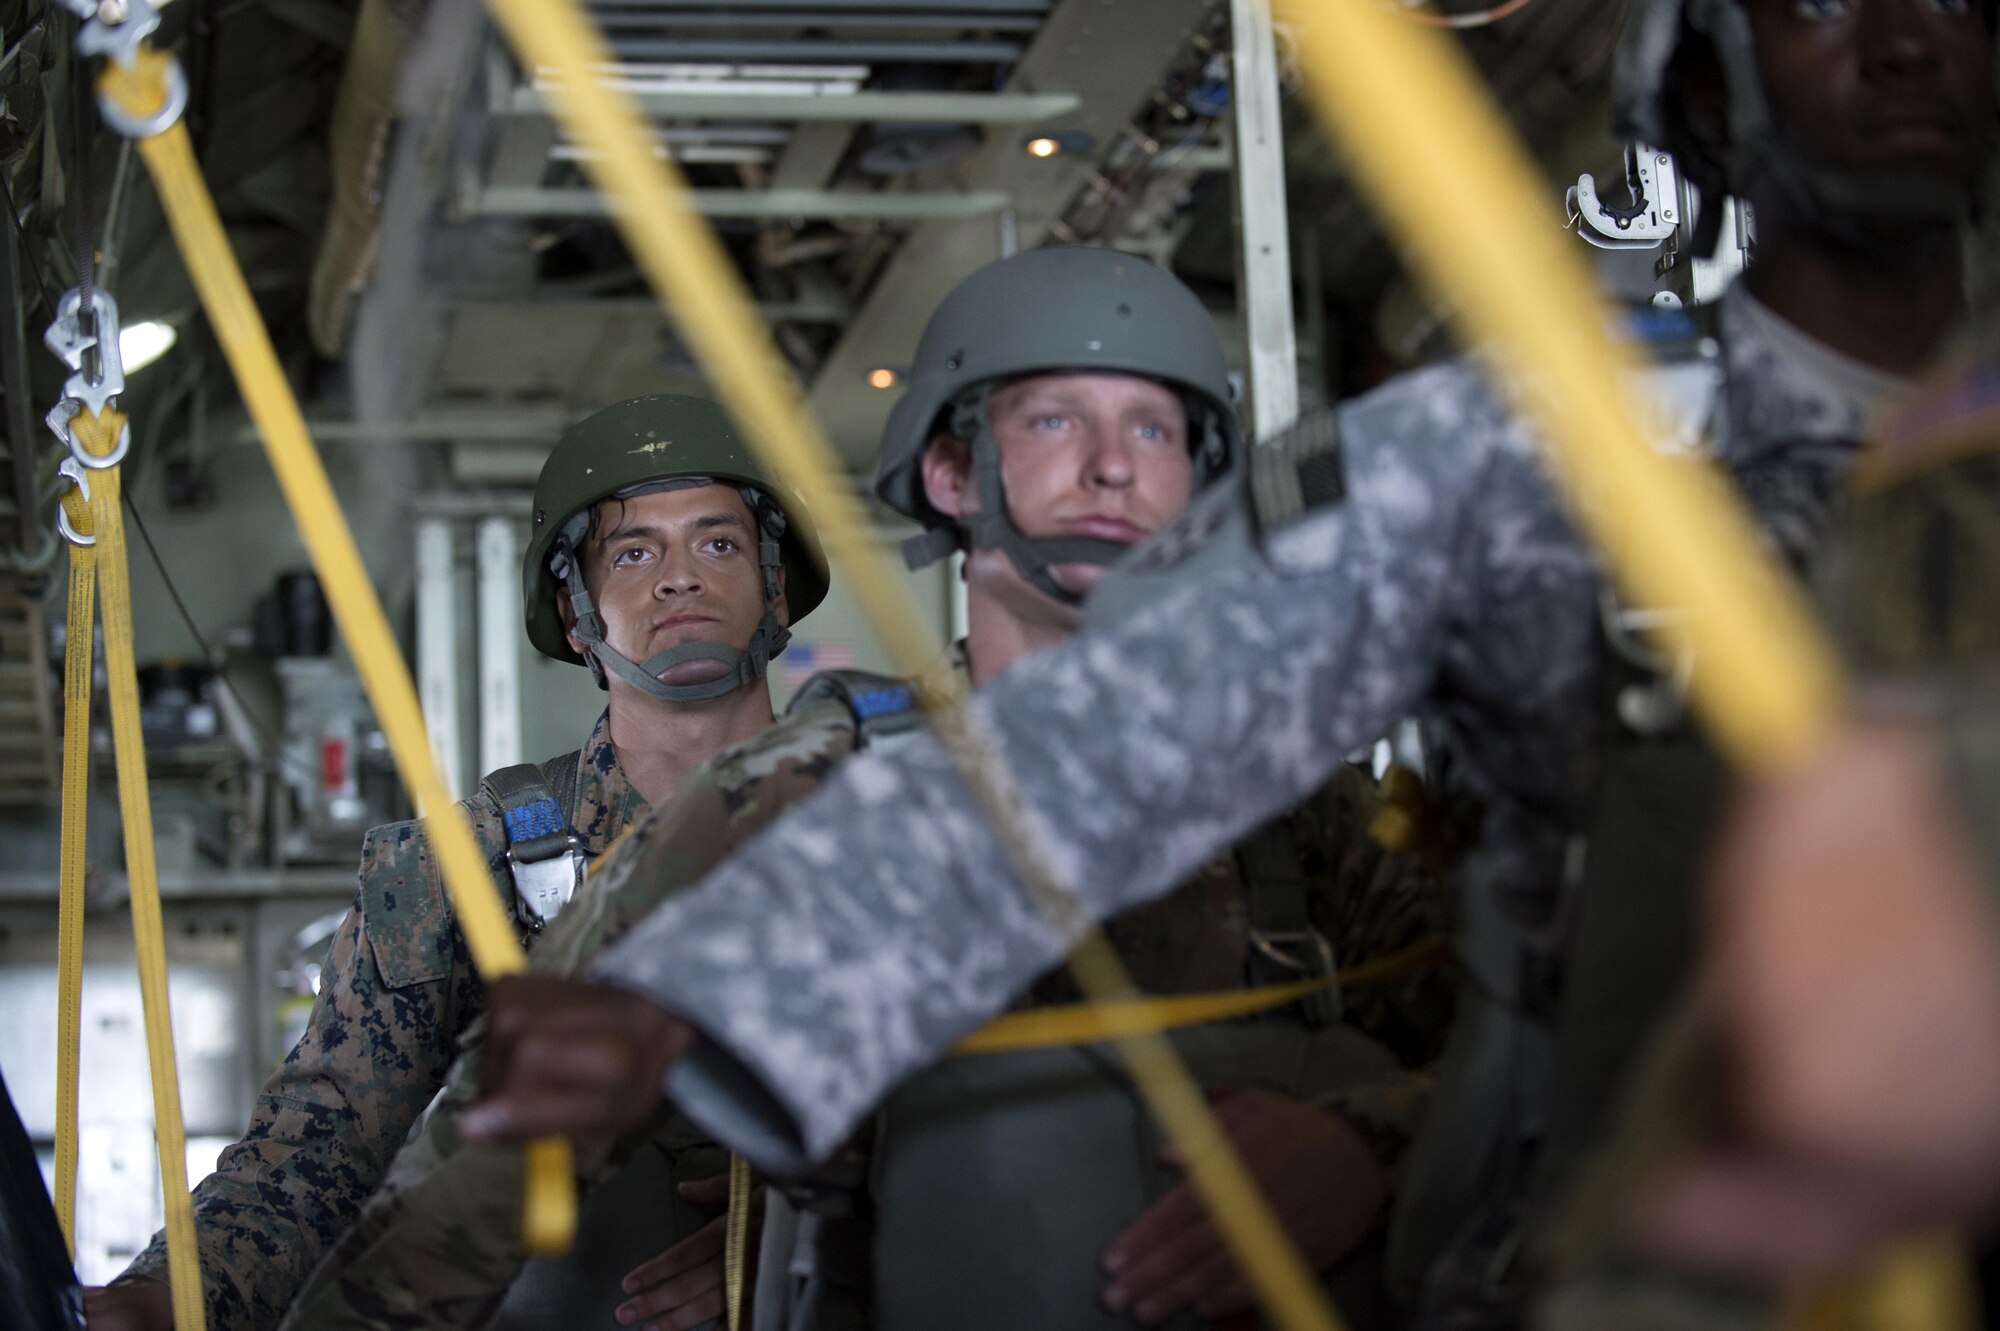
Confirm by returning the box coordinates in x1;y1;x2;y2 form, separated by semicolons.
779;639;857;690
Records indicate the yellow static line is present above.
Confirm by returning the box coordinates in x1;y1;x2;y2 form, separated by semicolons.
97;52;576;1255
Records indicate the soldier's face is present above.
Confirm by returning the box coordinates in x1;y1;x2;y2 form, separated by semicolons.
561;485;783;695
924;372;1194;617
1747;0;1994;190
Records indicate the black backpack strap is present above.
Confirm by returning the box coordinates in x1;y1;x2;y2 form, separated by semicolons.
1235;816;1341;1028
785;669;926;750
539;747;585;827
481;756;586;931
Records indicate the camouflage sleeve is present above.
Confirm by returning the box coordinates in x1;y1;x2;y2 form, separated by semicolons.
592;364;1546;1174
277;705;860;1331
120;817;488;1331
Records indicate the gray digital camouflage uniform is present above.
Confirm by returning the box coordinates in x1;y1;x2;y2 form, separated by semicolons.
118;711;647;1331
276;650;1452;1330
564;282;1887;1316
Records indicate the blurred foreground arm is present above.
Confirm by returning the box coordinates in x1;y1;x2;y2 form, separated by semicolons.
1644;709;2000;1278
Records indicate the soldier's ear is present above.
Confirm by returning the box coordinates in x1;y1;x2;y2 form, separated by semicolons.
773;566;790;629
921;434;974;520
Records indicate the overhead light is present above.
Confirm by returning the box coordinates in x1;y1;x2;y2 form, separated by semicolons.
119;321;177;374
866;367;901;390
1023;131;1094;160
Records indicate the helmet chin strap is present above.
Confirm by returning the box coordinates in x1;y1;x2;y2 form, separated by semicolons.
551;480;793;704
898;383;1233;607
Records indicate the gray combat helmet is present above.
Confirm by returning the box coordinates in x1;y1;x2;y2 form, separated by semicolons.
876;246;1242;604
524;394;830;704
1612;0;1996;254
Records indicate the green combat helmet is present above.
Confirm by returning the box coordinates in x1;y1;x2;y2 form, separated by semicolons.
1611;0;1997;254
523;394;830;703
875;246;1244;604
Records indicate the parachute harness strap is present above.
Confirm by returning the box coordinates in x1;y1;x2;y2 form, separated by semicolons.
96;31;575;1263
551;479;793;703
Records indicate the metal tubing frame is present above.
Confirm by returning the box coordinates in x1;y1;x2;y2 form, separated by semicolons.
475;515;522;779
414;516;465;803
1229;0;1299;441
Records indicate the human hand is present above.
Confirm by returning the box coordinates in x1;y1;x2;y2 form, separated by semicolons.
83;1278;172;1331
615;1173;763;1331
1099;1089;1387;1325
1641;717;2000;1278
459;975;694;1143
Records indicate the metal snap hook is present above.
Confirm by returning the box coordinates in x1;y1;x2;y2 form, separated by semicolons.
56;458;96;547
44;287;126;418
96;53;187;139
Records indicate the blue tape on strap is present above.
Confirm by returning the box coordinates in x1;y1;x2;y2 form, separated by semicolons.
851;686;915;721
502;799;566;845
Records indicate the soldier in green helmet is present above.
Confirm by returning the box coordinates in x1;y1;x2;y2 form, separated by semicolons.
84;394;828;1331
270;245;1453;1331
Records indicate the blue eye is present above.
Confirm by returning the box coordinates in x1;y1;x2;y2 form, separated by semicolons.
1793;0;1851;16
1036;415;1068;431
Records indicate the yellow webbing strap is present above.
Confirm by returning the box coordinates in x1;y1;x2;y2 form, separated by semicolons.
70;407;206;1331
96;53;576;1256
723;1151;754;1331
477;4;1349;1328
53;482;94;1256
1269;1;1968;1325
955;938;1449;1055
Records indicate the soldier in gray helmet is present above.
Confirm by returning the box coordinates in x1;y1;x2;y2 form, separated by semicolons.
268;245;1452;1331
455;1;1998;1327
85;394;829;1331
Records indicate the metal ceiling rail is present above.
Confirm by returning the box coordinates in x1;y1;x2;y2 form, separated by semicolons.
461;183;1014;217
593;11;1046;30
585;0;1053;11
500;84;1080;120
601;37;1027;60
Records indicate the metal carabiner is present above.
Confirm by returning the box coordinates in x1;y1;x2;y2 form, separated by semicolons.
56;458;95;547
46;398;133;471
45;287;125;417
96;52;186;139
57;0;161;67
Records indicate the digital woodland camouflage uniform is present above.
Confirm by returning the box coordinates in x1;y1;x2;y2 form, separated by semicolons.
118;712;649;1331
544;281;1894;1327
277;650;1454;1331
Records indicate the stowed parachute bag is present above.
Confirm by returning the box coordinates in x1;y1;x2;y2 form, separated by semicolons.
870;1023;1399;1331
0;1066;84;1331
